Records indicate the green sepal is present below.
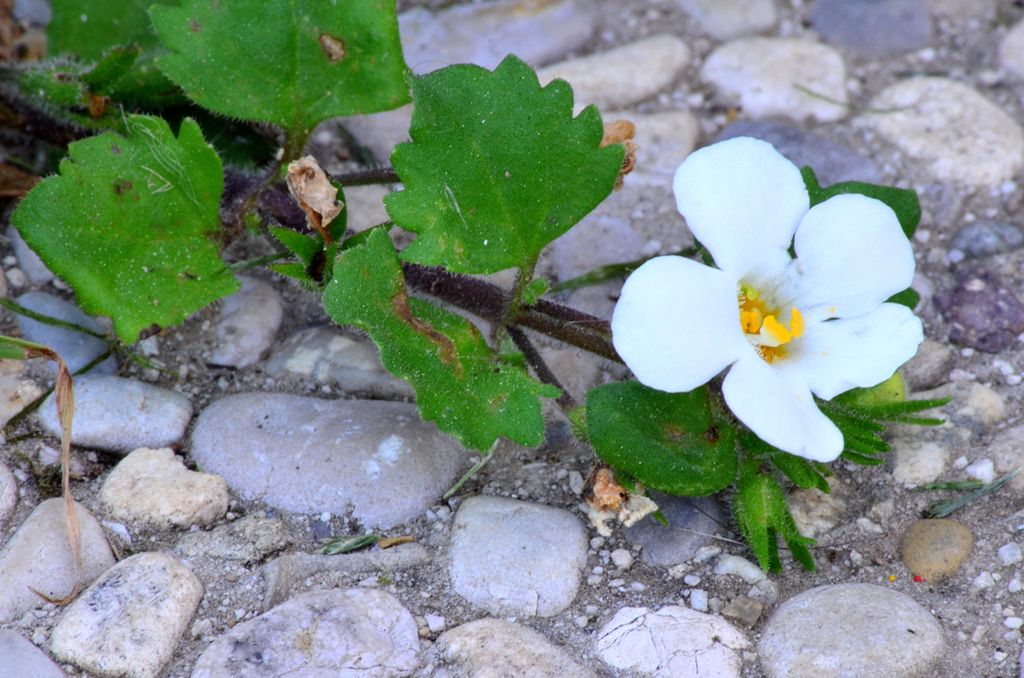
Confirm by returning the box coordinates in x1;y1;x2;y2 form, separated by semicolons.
323;229;558;451
801;166;921;238
387;55;624;274
886;288;920;310
585;381;738;496
734;459;816;572
82;45;142;92
11;114;238;343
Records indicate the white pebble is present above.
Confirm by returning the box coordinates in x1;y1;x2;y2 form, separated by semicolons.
713;554;765;583
998;543;1023;567
689;589;709;612
683;574;702;586
974;572;996;589
1004;616;1023;629
610;549;634;570
424;613;446;633
953;456;969;470
965;459;996;485
1008;578;1022;593
568;471;584;495
6;268;27;288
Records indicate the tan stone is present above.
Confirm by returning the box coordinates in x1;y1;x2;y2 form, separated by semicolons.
900;518;974;582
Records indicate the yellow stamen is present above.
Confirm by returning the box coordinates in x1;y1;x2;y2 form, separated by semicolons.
761;315;792;344
790;307;804;339
740;308;763;333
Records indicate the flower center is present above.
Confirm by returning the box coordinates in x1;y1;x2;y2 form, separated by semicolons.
738;284;804;363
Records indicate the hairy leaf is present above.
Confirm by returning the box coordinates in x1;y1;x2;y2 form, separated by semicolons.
734;460;816;572
151;0;409;138
12;115;238;343
586;382;738;496
387;55;624;273
49;0;179;104
323;229;557;450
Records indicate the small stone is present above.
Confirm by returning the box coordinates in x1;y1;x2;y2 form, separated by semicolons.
689;589;709;612
50;552;202;678
449;495;587;617
811;0;931;57
758;584;943;678
610;548;634;570
891;439;950;486
900;518;974;582
701;38;848;123
1005;616;1023;629
208;276;283;368
424;618;594;677
902;338;954;391
965;458;996;485
0;360;44;429
714;555;765;584
0;498;115;623
7;225;54;284
537;35;689;110
38;376;193;453
191;393;466;527
936;270;1024;353
625;494;728;565
722;595;763;628
950;220;1024;260
399;0;597;75
1000;19;1024;79
716;120;880;186
677;0;776;40
14;292;117;374
192;588;419;677
998;543;1023;567
264;328;414;399
174;514;290;564
0;629;66;678
987;425;1024;497
956;382;1007;428
857;78;1024;187
424;613;446;634
0;462;17;531
973;571;995;589
598;605;750;677
788;478;846;539
99;447;229;529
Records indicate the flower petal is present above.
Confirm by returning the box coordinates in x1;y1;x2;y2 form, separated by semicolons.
789;194;915;321
673;137;809;280
612;256;748;392
786;303;924;400
723;353;844;462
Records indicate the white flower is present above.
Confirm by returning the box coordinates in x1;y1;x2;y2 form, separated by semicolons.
611;137;923;462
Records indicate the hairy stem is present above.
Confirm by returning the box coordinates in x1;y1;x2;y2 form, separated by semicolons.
507;326;576;409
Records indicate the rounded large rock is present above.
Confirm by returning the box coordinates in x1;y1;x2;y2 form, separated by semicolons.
38;376;193;453
0;629;66;678
423;618;594;677
811;0;931;57
449;495;588;617
0;461;17;532
50;552;203;678
701;38;848;122
857;78;1024;187
208;276;283;368
758;584;944;677
190;393;467;527
0;498;115;623
900;518;974;582
597;605;750;677
192;588;419;677
15;292;116;374
625;494;729;565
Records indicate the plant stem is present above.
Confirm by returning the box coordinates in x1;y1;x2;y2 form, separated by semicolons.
443;442;498;500
507;326;576;409
0;298;108;339
331;166;400;186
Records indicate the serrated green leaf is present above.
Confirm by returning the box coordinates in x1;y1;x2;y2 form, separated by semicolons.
49;0;180;105
585;381;738;496
769;451;831;492
82;46;142;91
387;55;624;274
734;460;816;572
151;0;409;139
323;229;557;450
12;114;238;343
840;450;886;466
270;227;322;265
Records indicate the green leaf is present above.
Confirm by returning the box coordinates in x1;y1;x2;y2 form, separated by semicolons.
320;533;379;555
386;55;624;274
49;0;180;105
734;460;815;572
12;114;238;343
522;277;550;306
887;287;920;310
82;46;142;92
151;0;409;138
801;166;921;239
585;381;738;496
770;451;831;493
323;229;558;450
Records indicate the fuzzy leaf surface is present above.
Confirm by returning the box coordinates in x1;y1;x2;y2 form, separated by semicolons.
323;229;557;450
151;0;409;135
734;460;816;572
387;55;624;273
586;381;737;496
12;115;237;343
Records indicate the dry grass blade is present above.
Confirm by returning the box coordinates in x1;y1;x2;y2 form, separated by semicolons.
0;335;83;604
